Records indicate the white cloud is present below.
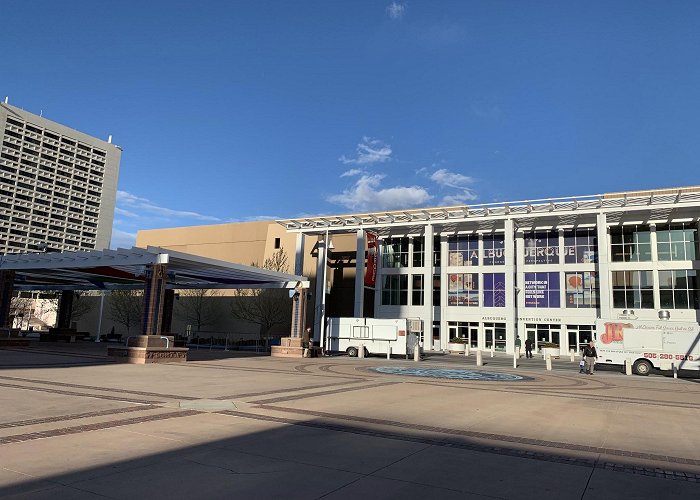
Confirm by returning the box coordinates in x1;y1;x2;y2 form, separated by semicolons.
116;191;222;222
440;190;478;206
386;2;405;19
110;228;138;249
328;174;432;211
340;168;364;177
430;169;474;189
339;137;392;165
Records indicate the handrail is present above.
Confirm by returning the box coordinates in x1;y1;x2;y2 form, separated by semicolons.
125;335;169;348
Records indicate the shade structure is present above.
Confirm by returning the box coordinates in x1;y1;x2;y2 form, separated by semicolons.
0;246;309;291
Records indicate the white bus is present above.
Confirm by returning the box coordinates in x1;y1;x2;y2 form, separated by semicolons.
327;317;421;358
595;319;700;375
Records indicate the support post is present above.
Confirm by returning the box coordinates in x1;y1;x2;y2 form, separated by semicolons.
414;345;420;362
0;270;16;328
358;344;365;359
546;354;552;371
354;229;365;317
464;344;470;357
141;263;168;336
476;350;483;367
387;346;391;360
625;359;632;376
570;349;575;362
513;351;518;368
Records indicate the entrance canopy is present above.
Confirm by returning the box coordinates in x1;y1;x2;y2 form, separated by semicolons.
0;246;309;291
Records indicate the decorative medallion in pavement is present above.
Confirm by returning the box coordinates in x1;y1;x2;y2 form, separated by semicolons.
370;367;531;381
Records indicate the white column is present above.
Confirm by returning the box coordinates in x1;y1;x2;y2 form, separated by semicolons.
423;225;434;350
354;229;365;317
650;224;660;311
596;213;612;316
504;219;516;353
313;236;327;344
294;232;305;276
440;234;448;351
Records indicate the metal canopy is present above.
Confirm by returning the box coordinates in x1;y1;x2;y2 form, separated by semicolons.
277;186;700;232
0;246;309;292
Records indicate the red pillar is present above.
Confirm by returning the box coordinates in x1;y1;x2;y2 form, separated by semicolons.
141;264;167;336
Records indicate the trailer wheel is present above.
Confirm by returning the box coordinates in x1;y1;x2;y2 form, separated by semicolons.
633;359;653;376
346;347;358;357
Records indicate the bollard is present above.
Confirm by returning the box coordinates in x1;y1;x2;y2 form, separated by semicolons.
672;363;678;379
465;344;470;357
513;351;518;368
386;346;392;360
570;349;575;362
546;354;552;371
358;345;365;359
625;358;632;376
414;346;421;362
491;346;495;358
476;350;483;367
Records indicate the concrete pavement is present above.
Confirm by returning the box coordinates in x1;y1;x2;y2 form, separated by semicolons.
0;343;699;499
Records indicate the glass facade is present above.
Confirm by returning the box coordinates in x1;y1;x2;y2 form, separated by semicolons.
563;228;597;264
448;235;479;266
612;270;653;309
483;235;505;265
656;223;697;261
659;270;699;309
381;237;409;268
447;273;479;306
564;271;599;308
610;225;652;262
524;231;559;264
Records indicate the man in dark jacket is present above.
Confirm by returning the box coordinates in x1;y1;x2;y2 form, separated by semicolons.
583;341;598;374
524;338;534;358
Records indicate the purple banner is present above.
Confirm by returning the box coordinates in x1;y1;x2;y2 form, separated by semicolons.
483;273;506;307
524;272;560;308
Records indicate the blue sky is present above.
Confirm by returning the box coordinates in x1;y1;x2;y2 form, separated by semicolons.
1;1;699;247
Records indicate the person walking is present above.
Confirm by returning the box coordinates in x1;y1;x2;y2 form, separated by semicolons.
515;336;522;358
524;338;533;359
583;340;598;374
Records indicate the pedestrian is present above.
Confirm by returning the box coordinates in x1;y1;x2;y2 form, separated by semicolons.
579;359;586;374
514;336;522;358
524;338;533;358
583;340;598;374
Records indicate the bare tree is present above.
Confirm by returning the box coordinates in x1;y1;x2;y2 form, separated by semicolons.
230;248;292;345
9;293;33;328
173;288;222;334
107;290;143;335
44;291;95;325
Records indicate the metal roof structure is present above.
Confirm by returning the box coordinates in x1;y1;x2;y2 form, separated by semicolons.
277;186;700;233
0;246;309;292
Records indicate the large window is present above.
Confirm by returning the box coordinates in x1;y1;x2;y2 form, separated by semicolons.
567;325;595;352
565;271;599;308
656;223;697;261
412;237;425;267
612;270;653;309
524;272;560;308
433;274;440;306
381;275;408;305
483;273;506;307
524;231;559;264
659;270;699;309
448;235;479;266
411;274;424;306
563;228;597;264
483;234;505;265
381;238;409;268
610;225;651;262
433;235;441;267
447;273;479;306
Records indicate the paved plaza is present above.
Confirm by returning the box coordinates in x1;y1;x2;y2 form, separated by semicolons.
1;344;699;499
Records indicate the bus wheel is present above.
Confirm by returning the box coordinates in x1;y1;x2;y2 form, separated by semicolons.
633;359;653;376
346;347;358;357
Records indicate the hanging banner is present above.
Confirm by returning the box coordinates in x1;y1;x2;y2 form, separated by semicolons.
364;232;378;287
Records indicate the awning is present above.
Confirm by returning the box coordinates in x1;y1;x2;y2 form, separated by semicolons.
0;246;309;291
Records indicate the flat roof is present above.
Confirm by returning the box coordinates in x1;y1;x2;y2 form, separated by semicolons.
0;246;309;291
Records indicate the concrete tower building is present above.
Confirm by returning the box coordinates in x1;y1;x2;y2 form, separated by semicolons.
0;101;121;253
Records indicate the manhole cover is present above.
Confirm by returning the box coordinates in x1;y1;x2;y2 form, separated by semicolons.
370;367;530;381
179;400;237;411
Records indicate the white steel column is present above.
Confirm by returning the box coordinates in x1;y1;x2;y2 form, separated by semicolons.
650;224;660;310
504;219;517;353
313;236;327;344
596;213;612;316
439;234;448;351
423;224;434;350
354;229;365;317
294;232;305;276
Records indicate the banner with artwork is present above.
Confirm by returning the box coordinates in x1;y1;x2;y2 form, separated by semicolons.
364;231;378;287
524;272;560;308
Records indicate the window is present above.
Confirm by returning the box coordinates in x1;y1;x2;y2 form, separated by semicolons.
411;275;424;305
659;270;699;309
565;272;599;308
381;275;408;305
563;228;597;264
448;235;478;266
483;234;505;265
656;223;697;261
524;231;559;264
610;225;651;262
274;237;280;249
412;237;424;267
483;273;506;307
524;272;560;308
381;238;409;268
433;235;441;267
612;271;653;309
447;273;479;306
433;274;440;306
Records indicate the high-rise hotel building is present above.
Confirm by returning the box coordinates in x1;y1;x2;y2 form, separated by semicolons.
0;101;121;253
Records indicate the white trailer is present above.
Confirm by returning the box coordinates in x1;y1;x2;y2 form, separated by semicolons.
595;319;700;375
327;317;420;357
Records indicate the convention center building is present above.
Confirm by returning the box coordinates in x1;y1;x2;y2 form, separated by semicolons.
137;185;700;354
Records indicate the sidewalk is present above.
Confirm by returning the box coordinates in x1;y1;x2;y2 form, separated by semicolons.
0;344;698;499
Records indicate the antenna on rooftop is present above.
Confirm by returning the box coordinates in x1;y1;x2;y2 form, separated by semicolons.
3;97;7;104
108;135;112;144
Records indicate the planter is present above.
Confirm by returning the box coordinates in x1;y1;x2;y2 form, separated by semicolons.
447;342;466;354
541;347;560;359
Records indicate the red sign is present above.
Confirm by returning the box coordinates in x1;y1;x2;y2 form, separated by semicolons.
600;322;631;344
364;231;378;287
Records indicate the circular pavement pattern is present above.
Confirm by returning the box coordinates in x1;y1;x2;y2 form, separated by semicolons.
371;366;530;381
